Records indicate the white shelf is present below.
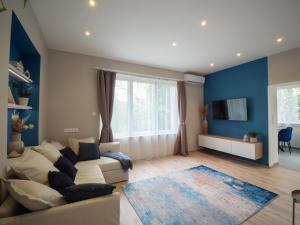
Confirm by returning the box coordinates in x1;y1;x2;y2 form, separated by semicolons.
8;103;32;110
8;64;33;83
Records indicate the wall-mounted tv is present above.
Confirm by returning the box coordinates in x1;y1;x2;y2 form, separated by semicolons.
212;98;248;121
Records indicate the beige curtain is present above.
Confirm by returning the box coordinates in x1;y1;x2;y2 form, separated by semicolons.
97;70;116;143
174;81;188;156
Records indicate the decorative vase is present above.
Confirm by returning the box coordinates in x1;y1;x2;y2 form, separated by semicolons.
18;97;29;106
7;133;24;155
202;117;208;134
250;137;257;143
243;134;249;142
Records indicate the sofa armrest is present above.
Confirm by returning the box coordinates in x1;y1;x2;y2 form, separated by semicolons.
99;142;120;153
0;193;120;225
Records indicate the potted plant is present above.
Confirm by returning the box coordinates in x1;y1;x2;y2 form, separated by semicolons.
249;132;258;143
13;82;32;106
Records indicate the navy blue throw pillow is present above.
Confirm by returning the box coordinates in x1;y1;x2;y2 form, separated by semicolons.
60;147;78;164
48;171;75;190
54;156;78;180
60;183;116;203
78;142;100;161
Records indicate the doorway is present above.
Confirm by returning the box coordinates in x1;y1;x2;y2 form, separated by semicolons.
268;81;300;171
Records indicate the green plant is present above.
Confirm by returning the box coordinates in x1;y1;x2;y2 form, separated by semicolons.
13;81;32;98
248;132;257;138
0;0;28;13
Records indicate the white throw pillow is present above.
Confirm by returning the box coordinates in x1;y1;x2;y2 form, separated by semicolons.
8;150;58;184
5;179;66;211
68;137;95;155
33;142;62;163
50;141;65;150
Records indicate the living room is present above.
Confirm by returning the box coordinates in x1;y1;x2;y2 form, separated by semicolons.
0;0;300;225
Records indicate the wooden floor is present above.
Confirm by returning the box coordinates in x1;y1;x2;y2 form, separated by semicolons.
115;150;300;225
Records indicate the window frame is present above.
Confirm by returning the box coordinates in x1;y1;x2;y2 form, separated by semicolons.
112;73;179;138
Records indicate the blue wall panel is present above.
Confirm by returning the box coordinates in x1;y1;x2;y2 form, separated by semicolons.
7;12;40;147
204;58;269;165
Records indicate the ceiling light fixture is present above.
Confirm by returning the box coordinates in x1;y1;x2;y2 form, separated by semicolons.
89;0;96;7
210;63;214;67
172;42;177;47
236;52;242;57
201;20;207;27
85;31;91;36
276;37;283;43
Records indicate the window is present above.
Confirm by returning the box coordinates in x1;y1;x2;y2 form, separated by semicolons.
277;85;300;124
112;74;179;138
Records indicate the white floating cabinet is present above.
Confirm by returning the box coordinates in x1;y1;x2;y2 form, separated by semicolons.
198;134;263;160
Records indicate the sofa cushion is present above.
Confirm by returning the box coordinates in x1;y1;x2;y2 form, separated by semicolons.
54;157;78;181
8;150;58;184
68;137;95;156
75;157;122;172
50;141;65;150
0;195;25;218
4;179;66;211
60;147;78;164
75;164;106;185
48;171;75;190
33;142;62;163
59;183;116;203
78;143;100;161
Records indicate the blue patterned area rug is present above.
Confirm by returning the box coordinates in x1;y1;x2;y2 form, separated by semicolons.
123;165;278;225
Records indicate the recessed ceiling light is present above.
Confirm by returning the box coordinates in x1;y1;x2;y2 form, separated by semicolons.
201;20;207;27
276;37;283;43
85;31;91;36
172;42;177;47
236;52;242;57
89;0;96;7
210;63;214;67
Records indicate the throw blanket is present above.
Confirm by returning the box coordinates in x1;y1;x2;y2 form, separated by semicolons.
102;151;133;171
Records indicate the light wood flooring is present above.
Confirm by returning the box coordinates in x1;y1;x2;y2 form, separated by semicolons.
115;150;300;225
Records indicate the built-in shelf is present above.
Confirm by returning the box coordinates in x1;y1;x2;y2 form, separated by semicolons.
8;64;33;83
7;103;32;110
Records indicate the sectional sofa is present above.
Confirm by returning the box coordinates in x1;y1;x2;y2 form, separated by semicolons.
0;142;127;225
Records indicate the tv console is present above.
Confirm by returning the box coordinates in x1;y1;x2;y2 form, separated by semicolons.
198;134;263;160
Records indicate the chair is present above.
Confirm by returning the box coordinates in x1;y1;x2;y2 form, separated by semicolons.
278;127;293;154
292;190;300;225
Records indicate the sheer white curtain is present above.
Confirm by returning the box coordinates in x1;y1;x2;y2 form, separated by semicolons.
277;85;300;124
112;74;179;160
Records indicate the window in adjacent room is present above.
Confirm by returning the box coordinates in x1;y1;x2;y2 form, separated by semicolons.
112;73;179;138
277;84;300;124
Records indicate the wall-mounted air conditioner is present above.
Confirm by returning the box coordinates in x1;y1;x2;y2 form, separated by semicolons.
184;74;205;85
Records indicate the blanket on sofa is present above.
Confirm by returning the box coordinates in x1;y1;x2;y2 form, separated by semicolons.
102;151;133;171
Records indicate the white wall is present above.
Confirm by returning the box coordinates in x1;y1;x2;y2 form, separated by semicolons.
46;50;203;153
0;0;48;179
0;11;12;201
268;85;278;166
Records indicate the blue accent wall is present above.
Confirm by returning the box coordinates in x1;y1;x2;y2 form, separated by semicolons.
7;12;40;147
204;58;269;165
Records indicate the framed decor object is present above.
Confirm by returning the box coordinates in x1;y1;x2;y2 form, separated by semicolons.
8;87;15;104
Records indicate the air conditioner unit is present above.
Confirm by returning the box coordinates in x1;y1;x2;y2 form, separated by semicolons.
184;74;205;85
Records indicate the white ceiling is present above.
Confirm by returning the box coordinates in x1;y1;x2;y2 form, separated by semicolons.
30;0;300;74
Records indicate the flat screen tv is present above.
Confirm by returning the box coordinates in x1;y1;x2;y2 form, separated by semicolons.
212;98;247;121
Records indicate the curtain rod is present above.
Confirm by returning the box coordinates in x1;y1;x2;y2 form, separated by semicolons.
93;66;182;82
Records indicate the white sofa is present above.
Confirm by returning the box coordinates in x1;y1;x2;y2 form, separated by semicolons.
0;142;127;225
